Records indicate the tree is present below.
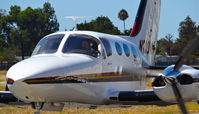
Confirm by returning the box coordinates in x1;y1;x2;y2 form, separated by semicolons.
179;16;197;40
6;3;59;58
118;9;129;33
0;9;13;45
0;47;18;64
0;8;19;64
9;5;21;21
124;28;132;36
0;2;60;62
0;36;7;49
77;16;121;35
42;2;59;35
9;28;30;60
0;10;7;48
0;9;6;17
163;34;174;55
174;16;198;55
157;34;174;55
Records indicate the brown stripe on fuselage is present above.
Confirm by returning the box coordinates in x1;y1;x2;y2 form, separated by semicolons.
23;72;144;84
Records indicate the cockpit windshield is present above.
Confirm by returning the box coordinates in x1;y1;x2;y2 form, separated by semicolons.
62;34;100;57
32;34;65;56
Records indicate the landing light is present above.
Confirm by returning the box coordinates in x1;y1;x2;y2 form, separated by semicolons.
6;78;14;84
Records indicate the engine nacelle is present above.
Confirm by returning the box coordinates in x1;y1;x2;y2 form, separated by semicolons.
152;73;199;103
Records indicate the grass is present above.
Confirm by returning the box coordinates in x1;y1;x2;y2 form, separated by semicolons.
0;70;7;77
0;70;6;91
0;70;199;113
0;103;199;114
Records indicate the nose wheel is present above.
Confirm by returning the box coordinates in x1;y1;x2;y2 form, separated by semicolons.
31;102;44;114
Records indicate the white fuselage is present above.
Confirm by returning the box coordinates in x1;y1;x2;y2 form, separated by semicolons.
6;31;149;105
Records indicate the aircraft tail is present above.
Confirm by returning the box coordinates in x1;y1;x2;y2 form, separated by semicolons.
130;0;161;65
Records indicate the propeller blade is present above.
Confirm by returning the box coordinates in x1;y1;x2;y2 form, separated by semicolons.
145;69;160;78
173;35;199;73
121;67;146;77
171;82;188;114
121;67;160;78
163;77;188;114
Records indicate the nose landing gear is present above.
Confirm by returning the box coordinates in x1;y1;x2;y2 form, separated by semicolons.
31;102;44;114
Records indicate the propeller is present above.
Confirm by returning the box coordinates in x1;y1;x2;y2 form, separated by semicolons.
163;35;199;114
121;35;199;114
121;67;160;78
172;35;199;73
163;76;187;114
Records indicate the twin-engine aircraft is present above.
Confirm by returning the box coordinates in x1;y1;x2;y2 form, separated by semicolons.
1;0;199;114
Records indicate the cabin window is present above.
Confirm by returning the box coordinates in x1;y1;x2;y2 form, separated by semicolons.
99;38;112;57
131;45;137;58
115;42;122;55
32;34;65;56
123;44;130;57
62;34;100;57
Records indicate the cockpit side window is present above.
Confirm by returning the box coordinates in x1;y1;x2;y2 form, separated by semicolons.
99;38;112;57
115;42;122;55
123;43;130;57
32;34;65;56
62;34;100;57
131;45;138;58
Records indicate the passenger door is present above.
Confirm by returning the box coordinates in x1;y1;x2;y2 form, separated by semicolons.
99;38;115;72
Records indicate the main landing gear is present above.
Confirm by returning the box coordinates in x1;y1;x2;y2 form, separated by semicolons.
31;102;44;114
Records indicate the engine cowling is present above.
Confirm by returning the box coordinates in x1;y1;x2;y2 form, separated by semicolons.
152;70;199;103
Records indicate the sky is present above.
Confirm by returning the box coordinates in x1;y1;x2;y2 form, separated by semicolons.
1;0;199;40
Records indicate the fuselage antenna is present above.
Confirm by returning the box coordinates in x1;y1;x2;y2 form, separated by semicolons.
64;16;93;31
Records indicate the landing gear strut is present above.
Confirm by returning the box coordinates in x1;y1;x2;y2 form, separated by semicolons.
31;102;44;114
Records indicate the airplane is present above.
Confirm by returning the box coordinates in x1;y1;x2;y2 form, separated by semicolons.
1;0;199;114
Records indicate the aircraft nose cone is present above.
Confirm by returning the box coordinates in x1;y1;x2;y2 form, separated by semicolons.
6;55;98;82
6;56;62;82
6;56;70;99
6;55;99;102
